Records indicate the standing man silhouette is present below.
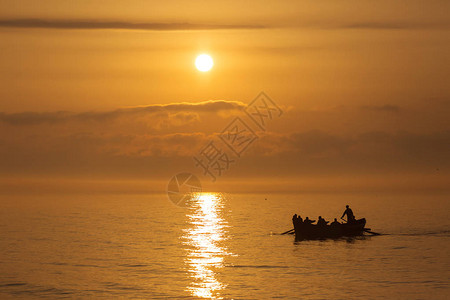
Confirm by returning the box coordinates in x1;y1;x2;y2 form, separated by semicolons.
341;205;355;223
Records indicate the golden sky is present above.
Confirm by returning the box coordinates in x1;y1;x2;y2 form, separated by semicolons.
0;1;449;193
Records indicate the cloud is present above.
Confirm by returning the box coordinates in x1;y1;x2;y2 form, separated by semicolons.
1;18;447;33
281;19;450;31
0;100;246;126
1;124;449;180
1;99;448;186
263;130;449;160
334;22;449;30
360;104;401;113
0;18;264;31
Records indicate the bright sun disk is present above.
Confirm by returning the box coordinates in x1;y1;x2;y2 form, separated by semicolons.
195;54;213;72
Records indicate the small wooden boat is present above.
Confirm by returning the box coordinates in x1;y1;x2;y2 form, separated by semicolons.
294;218;366;240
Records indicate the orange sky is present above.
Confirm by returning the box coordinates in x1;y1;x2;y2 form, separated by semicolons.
0;1;449;193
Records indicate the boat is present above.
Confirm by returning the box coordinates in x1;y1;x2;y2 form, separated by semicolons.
293;218;367;240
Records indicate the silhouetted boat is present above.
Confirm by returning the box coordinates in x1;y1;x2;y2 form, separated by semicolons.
294;218;366;240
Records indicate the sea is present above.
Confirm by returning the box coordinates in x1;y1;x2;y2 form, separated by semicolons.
0;192;449;299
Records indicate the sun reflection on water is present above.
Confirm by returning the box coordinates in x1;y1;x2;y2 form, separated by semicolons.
183;193;230;299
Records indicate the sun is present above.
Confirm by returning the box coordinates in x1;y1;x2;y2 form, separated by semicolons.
195;54;213;72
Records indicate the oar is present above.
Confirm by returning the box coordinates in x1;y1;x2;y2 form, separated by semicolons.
364;228;381;235
281;228;295;235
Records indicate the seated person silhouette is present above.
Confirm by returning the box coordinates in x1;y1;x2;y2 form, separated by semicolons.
303;217;315;224
330;218;341;226
317;216;329;226
292;214;303;227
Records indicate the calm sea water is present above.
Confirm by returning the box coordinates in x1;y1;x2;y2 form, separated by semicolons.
0;192;449;299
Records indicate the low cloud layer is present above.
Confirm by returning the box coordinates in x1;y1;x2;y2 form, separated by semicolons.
0;100;246;126
2;18;447;33
0;100;448;193
0;19;264;31
360;105;400;113
1;125;448;178
333;21;450;30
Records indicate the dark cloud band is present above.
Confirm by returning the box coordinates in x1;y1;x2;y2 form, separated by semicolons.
360;104;400;113
0;100;246;126
0;19;264;31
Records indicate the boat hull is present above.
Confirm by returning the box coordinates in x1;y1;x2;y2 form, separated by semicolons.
294;218;366;240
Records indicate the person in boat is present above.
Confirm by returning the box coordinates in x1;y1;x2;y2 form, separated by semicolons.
292;214;303;227
317;216;329;226
330;218;340;226
341;205;356;223
303;217;315;224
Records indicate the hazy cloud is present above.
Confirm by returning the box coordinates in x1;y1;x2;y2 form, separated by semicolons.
0;100;246;126
0;18;264;31
281;19;450;31
360;104;401;113
1;126;448;179
1;100;448;188
335;22;449;30
1;18;446;33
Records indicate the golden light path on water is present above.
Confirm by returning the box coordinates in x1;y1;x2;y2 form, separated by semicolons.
182;193;231;299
